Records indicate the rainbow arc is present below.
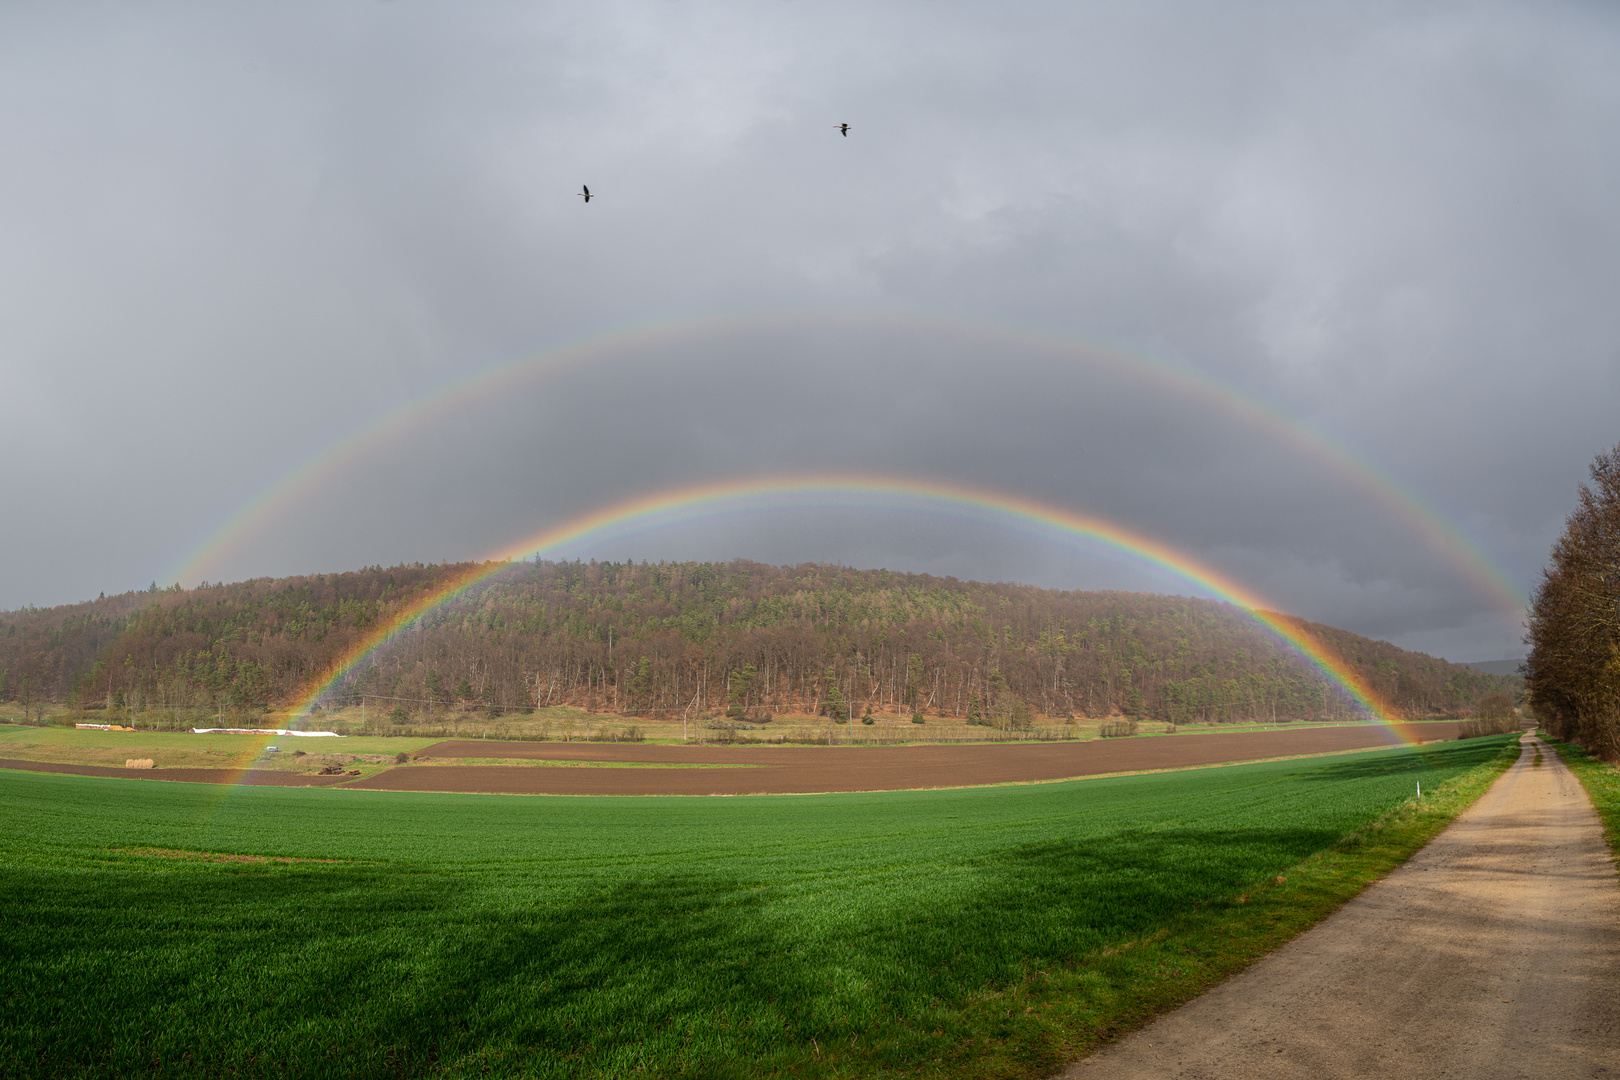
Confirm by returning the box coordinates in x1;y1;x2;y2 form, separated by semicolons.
164;309;1525;619
287;475;1415;739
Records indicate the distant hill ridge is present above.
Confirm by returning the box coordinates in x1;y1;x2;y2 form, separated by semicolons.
0;559;1517;724
1460;659;1525;677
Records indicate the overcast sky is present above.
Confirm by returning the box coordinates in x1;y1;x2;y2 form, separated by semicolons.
4;0;1618;662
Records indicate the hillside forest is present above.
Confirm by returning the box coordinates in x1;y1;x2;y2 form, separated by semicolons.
0;559;1519;729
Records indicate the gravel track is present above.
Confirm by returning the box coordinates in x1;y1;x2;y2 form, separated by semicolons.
1061;734;1620;1079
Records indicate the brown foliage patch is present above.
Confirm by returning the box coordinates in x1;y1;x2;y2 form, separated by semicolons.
114;847;345;865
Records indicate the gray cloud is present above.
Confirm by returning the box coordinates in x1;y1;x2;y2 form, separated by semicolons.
4;0;1618;663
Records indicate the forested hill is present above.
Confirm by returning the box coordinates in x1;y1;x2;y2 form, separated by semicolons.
0;559;1517;724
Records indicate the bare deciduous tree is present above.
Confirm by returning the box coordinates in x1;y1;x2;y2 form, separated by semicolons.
1526;442;1620;759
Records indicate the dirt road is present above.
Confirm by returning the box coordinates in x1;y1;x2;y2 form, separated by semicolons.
1062;734;1620;1079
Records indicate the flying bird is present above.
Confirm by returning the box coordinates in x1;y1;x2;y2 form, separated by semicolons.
836;123;850;137
579;185;593;202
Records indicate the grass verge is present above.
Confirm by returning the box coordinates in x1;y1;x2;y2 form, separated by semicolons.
1539;734;1620;858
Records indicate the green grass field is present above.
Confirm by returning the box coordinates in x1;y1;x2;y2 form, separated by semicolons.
0;735;1518;1079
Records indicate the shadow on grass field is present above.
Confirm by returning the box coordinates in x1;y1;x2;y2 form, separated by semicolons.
0;735;1519;1079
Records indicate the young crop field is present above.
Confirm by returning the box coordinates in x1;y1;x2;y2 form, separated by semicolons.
0;735;1519;1079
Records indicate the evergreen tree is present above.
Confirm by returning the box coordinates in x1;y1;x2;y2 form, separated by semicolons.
820;666;850;723
727;665;756;718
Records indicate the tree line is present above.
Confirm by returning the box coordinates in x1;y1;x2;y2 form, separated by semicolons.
1527;442;1620;759
0;558;1517;726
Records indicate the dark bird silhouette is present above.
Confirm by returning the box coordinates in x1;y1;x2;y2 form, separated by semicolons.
836;123;850;137
579;185;593;202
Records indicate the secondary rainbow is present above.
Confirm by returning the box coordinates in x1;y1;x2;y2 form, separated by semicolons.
288;475;1412;734
165;308;1525;616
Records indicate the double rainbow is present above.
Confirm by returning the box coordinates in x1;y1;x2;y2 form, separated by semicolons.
166;309;1525;618
288;475;1409;733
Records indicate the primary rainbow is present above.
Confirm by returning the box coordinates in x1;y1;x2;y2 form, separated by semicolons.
166;308;1525;617
288;475;1412;736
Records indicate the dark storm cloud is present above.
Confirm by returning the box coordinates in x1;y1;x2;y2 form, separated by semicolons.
3;0;1618;664
215;325;1522;652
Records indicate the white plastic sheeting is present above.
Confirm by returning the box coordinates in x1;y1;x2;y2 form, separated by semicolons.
190;728;344;737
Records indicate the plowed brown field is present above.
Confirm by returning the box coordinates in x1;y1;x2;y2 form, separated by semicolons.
0;723;1467;794
346;722;1466;796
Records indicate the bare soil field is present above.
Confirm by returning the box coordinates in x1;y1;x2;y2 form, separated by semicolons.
0;722;1467;794
1061;733;1620;1079
348;722;1467;796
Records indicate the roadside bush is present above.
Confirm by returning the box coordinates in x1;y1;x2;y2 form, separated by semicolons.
1098;719;1139;738
589;726;645;743
1457;715;1519;739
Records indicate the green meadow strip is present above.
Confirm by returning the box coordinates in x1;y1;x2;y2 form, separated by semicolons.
0;735;1520;1080
1541;735;1620;857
